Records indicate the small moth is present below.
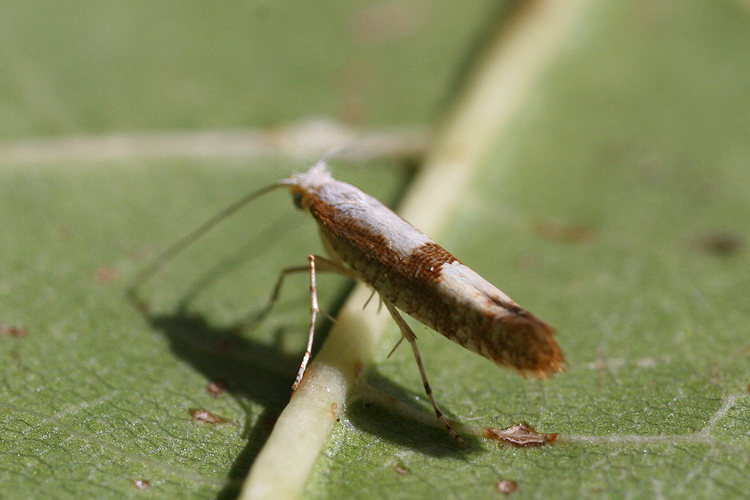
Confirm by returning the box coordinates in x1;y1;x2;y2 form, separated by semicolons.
133;162;564;442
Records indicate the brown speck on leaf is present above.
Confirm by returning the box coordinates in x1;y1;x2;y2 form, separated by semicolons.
95;266;118;283
350;1;426;44
495;479;518;495
206;380;228;397
0;325;27;338
133;479;150;490
134;298;150;314
533;219;595;244
484;422;557;447
711;366;723;385
394;464;410;475
189;409;229;425
594;350;608;385
697;232;743;256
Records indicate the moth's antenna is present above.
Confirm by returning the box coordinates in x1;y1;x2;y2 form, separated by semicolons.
129;180;289;295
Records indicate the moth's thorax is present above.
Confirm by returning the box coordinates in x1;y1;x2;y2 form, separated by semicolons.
294;169;430;257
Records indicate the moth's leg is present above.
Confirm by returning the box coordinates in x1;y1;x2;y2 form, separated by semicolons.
261;255;354;319
291;255;357;391
362;289;376;310
383;301;466;445
385;336;405;359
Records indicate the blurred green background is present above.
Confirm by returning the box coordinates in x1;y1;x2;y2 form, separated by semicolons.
0;0;499;137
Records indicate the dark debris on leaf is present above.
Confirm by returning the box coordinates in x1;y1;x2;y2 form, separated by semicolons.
533;219;596;244
206;380;228;397
94;266;119;283
0;325;27;337
394;464;410;475
495;479;518;495
189;408;230;425
132;479;150;491
697;232;743;256
484;422;557;447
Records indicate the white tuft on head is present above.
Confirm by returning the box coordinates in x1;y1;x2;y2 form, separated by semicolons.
290;160;335;189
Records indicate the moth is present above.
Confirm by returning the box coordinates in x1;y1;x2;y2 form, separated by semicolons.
133;162;564;442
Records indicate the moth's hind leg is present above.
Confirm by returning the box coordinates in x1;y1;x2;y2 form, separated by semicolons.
287;255;357;391
256;264;309;321
259;255;353;318
382;301;466;446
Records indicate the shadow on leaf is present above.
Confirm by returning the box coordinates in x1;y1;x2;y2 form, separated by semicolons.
347;368;482;457
129;294;296;499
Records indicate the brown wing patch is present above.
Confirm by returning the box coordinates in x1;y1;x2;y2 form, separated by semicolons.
485;292;523;314
404;242;457;282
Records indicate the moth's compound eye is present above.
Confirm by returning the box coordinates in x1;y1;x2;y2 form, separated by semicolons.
292;191;304;209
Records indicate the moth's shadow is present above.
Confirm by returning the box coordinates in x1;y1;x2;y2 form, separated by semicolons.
347;369;481;456
135;304;295;499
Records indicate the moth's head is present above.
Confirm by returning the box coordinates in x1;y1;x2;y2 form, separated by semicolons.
283;160;335;210
288;185;307;210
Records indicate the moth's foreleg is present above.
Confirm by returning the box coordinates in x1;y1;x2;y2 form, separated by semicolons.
383;301;466;446
291;255;357;391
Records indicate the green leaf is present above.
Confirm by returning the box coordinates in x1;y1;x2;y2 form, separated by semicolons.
2;1;749;499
